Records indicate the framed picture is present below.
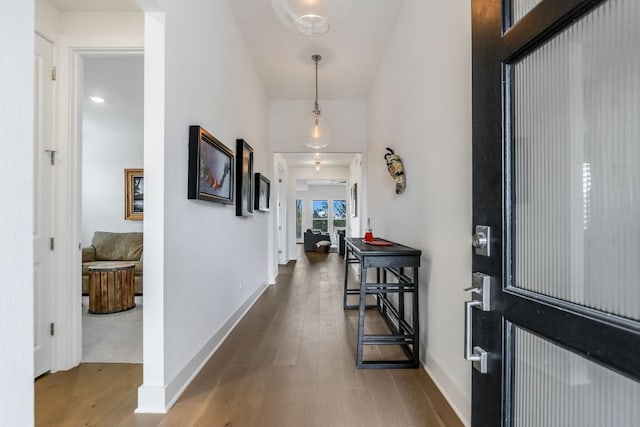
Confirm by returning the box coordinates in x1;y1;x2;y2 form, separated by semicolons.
125;168;144;220
350;182;358;217
235;139;254;216
188;125;234;205
254;173;270;212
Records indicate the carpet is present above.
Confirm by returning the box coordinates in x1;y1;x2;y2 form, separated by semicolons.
82;304;142;363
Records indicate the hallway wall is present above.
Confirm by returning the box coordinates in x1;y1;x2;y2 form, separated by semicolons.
138;0;270;411
367;0;473;423
0;2;35;424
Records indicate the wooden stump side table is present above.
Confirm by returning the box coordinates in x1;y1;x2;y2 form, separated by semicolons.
87;263;136;314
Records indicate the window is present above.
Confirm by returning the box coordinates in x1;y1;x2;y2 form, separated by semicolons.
296;199;303;239
312;199;329;232
333;199;346;229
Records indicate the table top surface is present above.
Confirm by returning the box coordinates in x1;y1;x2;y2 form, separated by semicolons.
87;262;137;271
345;237;422;257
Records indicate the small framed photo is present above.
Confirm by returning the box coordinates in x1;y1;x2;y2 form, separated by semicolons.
125;168;144;220
350;182;358;217
254;173;270;212
188;125;234;205
235;139;254;217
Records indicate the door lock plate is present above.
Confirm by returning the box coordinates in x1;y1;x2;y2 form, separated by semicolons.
472;225;491;256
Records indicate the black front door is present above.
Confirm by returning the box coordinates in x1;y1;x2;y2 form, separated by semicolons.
470;0;640;425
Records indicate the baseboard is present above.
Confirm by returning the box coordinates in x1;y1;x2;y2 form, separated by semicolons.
82;293;143;296
137;280;269;413
423;351;471;426
82;295;143;305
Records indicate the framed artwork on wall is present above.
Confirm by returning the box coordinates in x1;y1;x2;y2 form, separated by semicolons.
187;125;234;205
235;139;254;216
350;182;358;217
125;168;144;220
254;173;270;212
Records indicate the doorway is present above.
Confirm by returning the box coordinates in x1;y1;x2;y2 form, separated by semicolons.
275;152;361;261
78;52;144;363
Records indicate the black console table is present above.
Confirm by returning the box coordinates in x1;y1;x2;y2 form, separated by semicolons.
343;237;421;369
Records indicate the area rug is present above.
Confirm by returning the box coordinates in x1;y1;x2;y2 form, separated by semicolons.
82;304;142;363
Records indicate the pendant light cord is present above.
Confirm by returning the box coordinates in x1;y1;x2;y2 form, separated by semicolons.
312;54;321;115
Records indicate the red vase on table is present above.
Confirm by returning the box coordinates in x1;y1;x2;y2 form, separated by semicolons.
364;218;374;241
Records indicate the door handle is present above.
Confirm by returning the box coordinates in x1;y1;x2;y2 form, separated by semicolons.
464;272;492;374
465;300;488;374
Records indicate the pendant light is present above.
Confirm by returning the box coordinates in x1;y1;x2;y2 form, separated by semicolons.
303;54;331;149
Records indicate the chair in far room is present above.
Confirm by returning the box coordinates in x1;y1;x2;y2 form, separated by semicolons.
303;228;331;252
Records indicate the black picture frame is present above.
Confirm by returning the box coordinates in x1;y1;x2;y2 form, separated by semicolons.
235;139;254;216
188;125;234;205
254;173;270;212
350;182;358;217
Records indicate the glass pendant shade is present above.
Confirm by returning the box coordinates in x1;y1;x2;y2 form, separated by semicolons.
271;0;352;36
302;112;331;149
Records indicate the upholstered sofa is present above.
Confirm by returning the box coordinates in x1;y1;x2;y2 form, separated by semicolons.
303;228;331;252
82;231;143;295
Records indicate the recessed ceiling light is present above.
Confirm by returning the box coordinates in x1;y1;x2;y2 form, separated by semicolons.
90;96;105;104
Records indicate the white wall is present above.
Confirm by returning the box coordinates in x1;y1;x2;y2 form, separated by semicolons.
367;0;472;424
81;56;144;246
0;1;34;424
137;0;270;411
286;167;348;259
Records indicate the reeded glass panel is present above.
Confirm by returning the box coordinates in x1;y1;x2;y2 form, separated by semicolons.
513;0;640;321
513;327;640;427
511;0;543;25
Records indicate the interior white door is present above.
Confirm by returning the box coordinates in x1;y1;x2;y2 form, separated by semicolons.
277;166;288;264
34;33;55;378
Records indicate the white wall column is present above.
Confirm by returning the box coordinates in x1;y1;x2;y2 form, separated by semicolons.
0;1;35;424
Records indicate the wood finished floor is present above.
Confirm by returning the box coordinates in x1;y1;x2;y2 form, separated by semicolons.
36;247;463;427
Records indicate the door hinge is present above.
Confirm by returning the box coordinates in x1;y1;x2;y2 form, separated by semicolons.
51;66;57;81
50;237;54;251
50;323;55;336
45;149;57;165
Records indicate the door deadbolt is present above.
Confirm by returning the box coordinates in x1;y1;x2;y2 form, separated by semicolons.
472;232;487;249
472;225;491;256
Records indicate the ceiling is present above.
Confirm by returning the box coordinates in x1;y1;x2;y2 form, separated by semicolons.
48;0;401;169
82;55;144;138
48;0;140;12
48;0;405;101
228;0;405;100
279;152;356;168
